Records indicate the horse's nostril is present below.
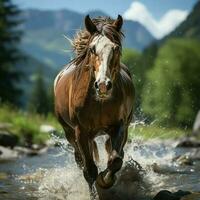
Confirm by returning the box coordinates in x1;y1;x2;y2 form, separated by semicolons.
107;81;112;91
94;81;98;89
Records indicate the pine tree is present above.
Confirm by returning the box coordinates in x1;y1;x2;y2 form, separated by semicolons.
0;0;23;105
28;70;50;115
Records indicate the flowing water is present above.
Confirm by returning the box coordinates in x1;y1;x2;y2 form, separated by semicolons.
0;134;200;200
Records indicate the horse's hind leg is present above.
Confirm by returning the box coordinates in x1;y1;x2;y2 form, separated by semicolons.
96;121;127;189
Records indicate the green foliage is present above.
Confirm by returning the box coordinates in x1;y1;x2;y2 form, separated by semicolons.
28;69;52;115
128;125;187;140
0;0;23;105
0;104;63;146
141;42;159;72
142;39;200;127
122;48;141;76
121;47;159;111
13;116;41;146
121;49;143;108
18;55;56;107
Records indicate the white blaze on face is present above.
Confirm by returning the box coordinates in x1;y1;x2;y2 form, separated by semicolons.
90;35;115;84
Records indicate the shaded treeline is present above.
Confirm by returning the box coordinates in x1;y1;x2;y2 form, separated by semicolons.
0;0;23;105
0;0;54;115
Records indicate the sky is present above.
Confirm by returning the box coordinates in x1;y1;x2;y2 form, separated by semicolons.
14;0;198;39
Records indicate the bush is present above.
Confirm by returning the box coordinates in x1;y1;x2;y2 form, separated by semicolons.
128;125;188;140
0;104;62;146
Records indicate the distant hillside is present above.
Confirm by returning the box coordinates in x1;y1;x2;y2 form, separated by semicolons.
20;9;154;69
166;1;200;39
123;20;154;50
18;55;57;106
141;0;200;73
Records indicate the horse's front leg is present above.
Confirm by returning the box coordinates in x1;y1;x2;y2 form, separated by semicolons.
96;121;127;189
75;126;98;194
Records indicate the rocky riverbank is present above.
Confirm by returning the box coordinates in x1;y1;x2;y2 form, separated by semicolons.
1;134;200;200
0;123;59;162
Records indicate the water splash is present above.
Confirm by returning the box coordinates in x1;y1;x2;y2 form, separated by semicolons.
2;121;199;200
37;167;90;200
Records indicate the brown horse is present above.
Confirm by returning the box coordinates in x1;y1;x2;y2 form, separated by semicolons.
54;15;135;195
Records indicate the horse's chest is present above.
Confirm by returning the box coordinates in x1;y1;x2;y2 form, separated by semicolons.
77;100;122;130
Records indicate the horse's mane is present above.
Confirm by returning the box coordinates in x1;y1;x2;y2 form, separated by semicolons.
72;17;124;64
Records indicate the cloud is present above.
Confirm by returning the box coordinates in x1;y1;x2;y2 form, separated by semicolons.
123;1;189;39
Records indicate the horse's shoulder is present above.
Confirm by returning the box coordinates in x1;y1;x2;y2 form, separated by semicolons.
54;63;76;91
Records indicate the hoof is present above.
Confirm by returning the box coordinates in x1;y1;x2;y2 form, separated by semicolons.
96;171;116;189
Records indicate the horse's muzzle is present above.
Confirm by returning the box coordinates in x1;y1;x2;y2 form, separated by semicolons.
94;81;112;98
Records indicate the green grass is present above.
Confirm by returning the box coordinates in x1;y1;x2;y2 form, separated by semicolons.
0;104;190;146
128;124;189;140
0;104;63;146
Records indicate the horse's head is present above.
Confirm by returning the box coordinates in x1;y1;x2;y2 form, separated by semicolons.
85;15;123;99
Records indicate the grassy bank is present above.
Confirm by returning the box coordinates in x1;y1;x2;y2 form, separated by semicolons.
0;105;189;146
0;104;63;146
128;124;188;140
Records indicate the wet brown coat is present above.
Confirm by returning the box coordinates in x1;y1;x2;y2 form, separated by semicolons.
54;15;135;191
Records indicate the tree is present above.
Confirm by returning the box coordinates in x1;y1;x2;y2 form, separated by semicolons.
47;82;54;113
122;48;145;113
28;70;50;115
0;0;23;105
122;48;141;77
141;39;200;127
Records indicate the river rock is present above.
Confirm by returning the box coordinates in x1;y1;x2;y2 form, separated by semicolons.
0;122;12;130
153;190;191;200
0;146;19;162
0;131;19;148
176;137;200;148
189;149;200;161
151;163;188;174
193;110;200;136
45;139;57;147
14;146;48;156
40;124;57;133
172;155;193;166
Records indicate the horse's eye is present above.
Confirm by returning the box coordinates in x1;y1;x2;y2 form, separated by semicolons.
90;46;96;54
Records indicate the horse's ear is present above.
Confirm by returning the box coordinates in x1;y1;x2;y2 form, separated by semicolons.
85;15;97;34
113;15;123;31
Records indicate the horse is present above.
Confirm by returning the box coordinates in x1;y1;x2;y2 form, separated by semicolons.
54;14;135;196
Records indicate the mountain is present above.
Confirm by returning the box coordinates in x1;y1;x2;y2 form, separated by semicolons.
20;9;154;69
165;1;200;40
88;10;155;50
141;0;200;73
123;20;155;50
